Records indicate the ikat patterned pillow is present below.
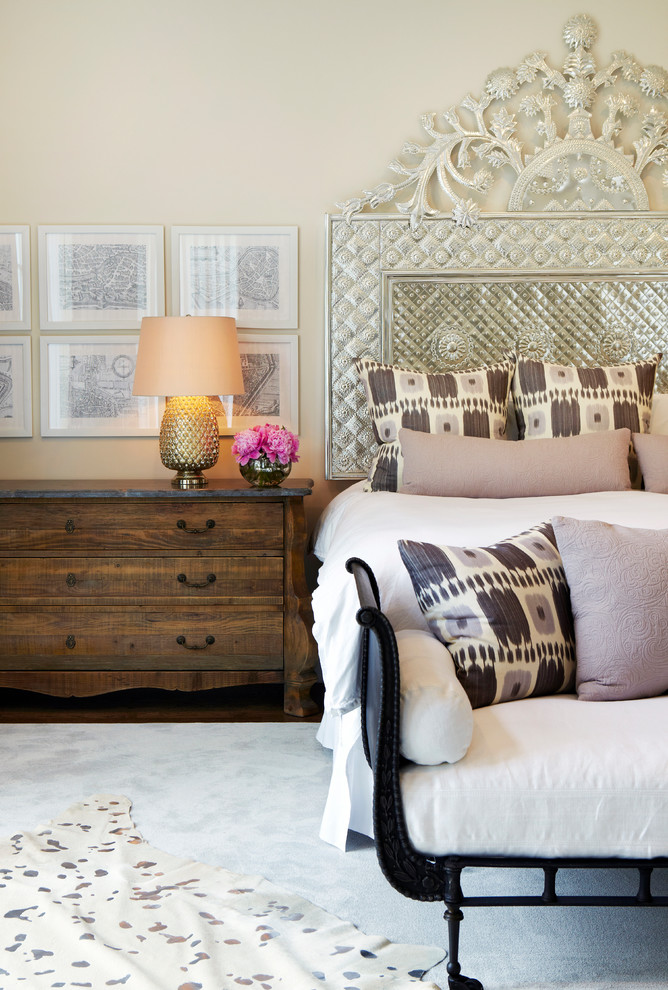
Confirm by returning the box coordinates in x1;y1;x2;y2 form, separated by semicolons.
511;354;660;441
398;522;576;709
356;357;515;492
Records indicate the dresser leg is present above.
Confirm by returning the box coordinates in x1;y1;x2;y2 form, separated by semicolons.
283;496;320;717
283;679;320;717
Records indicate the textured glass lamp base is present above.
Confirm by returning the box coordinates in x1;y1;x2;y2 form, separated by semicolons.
159;396;220;489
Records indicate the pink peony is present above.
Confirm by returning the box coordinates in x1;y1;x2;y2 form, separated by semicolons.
230;428;263;465
232;424;299;465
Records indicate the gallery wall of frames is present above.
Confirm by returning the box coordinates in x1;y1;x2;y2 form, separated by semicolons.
0;225;299;440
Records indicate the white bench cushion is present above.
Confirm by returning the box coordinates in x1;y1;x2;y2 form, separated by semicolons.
401;693;668;858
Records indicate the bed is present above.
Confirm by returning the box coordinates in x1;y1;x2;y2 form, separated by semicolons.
313;14;668;987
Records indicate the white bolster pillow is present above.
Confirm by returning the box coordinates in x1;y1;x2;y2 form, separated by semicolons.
396;628;474;766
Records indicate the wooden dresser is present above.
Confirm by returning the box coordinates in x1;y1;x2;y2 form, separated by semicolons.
0;479;319;716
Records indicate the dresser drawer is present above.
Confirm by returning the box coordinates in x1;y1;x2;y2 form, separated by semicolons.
0;607;283;668
0;556;284;603
0;501;284;551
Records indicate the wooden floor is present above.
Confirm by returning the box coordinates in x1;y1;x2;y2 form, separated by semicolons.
0;683;325;724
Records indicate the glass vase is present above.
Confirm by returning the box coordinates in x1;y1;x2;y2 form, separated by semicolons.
239;454;292;488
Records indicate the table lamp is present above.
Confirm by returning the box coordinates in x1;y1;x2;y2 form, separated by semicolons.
133;316;244;489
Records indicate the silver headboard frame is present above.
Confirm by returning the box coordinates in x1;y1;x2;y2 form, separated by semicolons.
326;15;668;479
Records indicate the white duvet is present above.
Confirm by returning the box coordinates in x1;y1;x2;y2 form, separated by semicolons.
312;484;668;849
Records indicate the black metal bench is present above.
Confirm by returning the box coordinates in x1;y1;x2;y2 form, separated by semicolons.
347;555;668;989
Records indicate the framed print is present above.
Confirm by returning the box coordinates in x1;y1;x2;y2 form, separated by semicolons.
38;225;165;330
172;226;298;329
0;226;31;330
212;333;298;435
40;335;163;437
0;336;32;436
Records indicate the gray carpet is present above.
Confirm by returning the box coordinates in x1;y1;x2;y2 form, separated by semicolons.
2;721;667;989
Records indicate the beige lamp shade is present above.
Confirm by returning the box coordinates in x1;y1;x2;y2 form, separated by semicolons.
132;316;244;397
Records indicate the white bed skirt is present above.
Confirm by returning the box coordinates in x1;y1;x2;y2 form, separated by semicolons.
316;710;373;848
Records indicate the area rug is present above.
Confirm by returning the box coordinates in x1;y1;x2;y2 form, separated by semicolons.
0;794;445;989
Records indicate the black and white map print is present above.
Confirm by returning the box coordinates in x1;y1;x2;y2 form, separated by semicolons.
0;245;14;313
233;353;281;417
235;351;281;416
58;243;148;311
210;353;281;427
188;245;280;313
211;335;296;435
42;337;160;436
58;349;137;419
0;353;15;418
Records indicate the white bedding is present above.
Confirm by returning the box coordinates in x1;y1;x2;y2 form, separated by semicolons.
312;484;668;849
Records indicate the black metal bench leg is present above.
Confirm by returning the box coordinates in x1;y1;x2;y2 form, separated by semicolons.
444;866;484;990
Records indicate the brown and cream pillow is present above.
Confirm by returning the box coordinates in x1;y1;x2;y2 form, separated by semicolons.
398;523;576;709
511;354;660;441
356;357;515;492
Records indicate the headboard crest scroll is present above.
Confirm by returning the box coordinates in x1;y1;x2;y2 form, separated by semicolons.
338;14;668;228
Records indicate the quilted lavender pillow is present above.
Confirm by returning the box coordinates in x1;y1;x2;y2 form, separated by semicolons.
552;516;668;701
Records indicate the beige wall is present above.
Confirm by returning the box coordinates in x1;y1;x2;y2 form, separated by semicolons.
2;0;667;531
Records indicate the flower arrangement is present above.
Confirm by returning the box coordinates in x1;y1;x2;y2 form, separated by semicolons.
231;423;300;466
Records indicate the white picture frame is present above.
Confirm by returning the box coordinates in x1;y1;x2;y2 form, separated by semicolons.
0;336;32;436
0;226;31;330
40;335;163;437
212;332;298;435
172;225;298;329
38;225;165;330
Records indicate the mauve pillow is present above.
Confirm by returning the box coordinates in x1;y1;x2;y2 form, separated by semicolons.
399;427;632;497
633;433;668;494
650;392;668;435
552;515;668;702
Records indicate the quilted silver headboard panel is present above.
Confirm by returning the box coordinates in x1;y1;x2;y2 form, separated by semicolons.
325;213;668;479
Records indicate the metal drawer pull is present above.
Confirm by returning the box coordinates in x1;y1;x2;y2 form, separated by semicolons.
176;519;215;534
176;635;215;650
66;572;77;587
65;519;76;533
66;635;76;649
177;573;217;588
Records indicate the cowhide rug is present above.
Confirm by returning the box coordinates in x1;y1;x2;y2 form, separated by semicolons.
0;795;444;989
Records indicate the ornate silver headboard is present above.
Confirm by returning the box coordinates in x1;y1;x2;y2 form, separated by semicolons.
325;15;668;479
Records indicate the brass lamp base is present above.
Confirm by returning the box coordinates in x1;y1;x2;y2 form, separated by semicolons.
169;469;210;489
159;395;220;489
